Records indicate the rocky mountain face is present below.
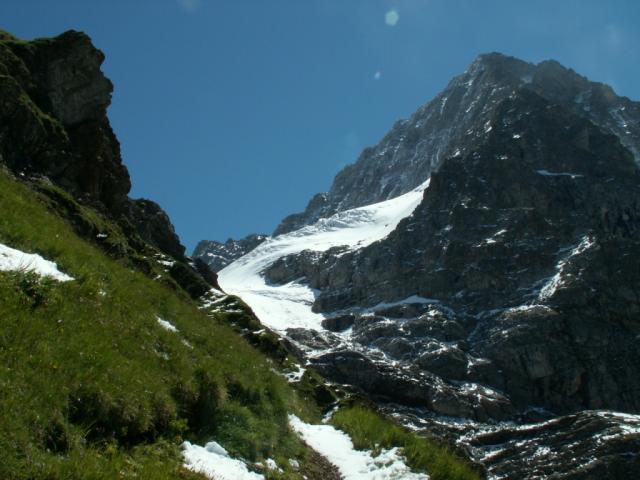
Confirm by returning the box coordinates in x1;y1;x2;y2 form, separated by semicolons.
288;88;640;414
275;53;640;235
205;53;640;478
0;30;216;295
194;234;268;272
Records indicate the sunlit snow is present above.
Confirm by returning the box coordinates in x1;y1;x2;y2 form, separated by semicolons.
156;316;179;333
289;415;428;479
219;180;430;332
182;441;264;479
0;243;73;282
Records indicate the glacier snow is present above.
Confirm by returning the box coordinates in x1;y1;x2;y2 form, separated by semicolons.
218;180;430;332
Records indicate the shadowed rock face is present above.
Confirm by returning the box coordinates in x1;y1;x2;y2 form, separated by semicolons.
0;29;217;294
0;30;188;262
0;30;130;212
126;199;186;259
275;53;640;235
29;31;113;127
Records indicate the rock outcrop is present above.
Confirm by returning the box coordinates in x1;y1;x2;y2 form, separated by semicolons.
125;199;186;259
0;29;216;295
193;234;268;272
0;29;129;211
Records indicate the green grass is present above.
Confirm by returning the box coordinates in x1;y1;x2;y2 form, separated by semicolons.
0;168;483;479
331;405;482;480
0;170;320;479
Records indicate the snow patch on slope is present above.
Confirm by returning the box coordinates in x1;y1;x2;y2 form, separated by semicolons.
182;441;264;479
219;180;429;333
0;243;73;281
156;316;179;333
289;415;428;480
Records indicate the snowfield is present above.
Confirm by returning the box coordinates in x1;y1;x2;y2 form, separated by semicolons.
0;242;73;281
289;415;428;479
218;180;430;332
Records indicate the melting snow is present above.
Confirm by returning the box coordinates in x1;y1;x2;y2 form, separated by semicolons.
264;458;282;473
219;180;430;333
289;415;428;479
182;441;263;479
0;243;73;281
156;316;179;333
284;364;306;383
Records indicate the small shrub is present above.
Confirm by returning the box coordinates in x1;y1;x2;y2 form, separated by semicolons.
11;270;56;308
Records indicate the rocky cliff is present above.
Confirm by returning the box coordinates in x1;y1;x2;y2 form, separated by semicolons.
0;30;129;211
291;88;640;415
275;53;640;235
193;234;268;272
0;29;216;295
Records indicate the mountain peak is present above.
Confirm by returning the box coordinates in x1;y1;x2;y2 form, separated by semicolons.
463;51;533;82
204;51;640;478
471;51;531;69
269;52;640;235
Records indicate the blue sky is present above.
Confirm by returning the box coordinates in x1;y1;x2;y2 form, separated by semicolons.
1;1;639;252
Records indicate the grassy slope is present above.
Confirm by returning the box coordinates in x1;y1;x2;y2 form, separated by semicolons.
0;169;483;479
0;170;319;479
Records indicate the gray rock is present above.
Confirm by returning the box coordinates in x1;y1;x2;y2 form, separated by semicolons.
285;328;341;351
125;198;185;259
0;30;130;211
415;343;468;380
467;411;640;479
193;234;268;272
321;314;355;332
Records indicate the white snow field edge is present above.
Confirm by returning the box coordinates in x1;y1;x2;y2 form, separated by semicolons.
218;179;430;332
182;416;431;480
0;242;73;281
182;440;264;479
289;415;428;479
